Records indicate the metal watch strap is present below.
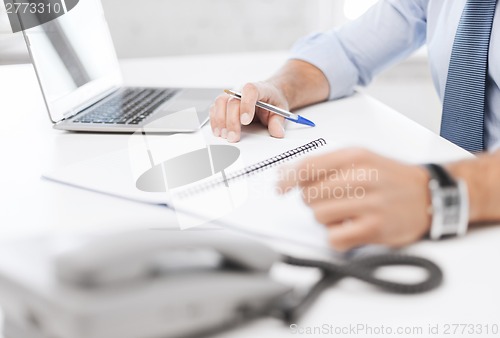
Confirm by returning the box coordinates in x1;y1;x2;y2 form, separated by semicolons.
424;164;469;240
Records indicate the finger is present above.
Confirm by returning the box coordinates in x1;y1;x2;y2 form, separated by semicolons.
240;83;259;125
312;199;367;225
226;98;241;142
212;95;230;137
282;148;376;192
328;219;379;252
267;113;286;139
277;157;339;195
277;163;361;198
300;178;358;205
256;109;270;127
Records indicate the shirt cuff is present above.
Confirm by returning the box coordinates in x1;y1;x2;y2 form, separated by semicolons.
289;31;360;101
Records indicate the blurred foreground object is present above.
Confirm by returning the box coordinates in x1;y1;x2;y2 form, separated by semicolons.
0;230;291;338
0;229;443;338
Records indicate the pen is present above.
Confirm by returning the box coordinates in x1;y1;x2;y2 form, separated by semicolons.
224;89;316;127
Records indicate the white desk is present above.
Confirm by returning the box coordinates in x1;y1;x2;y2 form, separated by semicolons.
1;52;499;338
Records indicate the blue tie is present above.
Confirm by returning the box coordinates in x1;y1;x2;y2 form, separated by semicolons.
441;0;497;153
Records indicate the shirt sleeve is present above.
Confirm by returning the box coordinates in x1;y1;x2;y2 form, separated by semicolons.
290;0;429;100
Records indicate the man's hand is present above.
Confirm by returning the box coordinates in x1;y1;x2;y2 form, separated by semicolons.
277;148;432;252
210;82;289;143
209;60;330;143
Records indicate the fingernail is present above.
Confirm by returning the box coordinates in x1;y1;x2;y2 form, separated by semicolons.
213;128;220;137
279;121;285;137
221;128;228;139
241;113;251;125
227;131;238;143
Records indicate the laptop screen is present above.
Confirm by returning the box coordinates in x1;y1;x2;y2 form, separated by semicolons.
22;0;121;123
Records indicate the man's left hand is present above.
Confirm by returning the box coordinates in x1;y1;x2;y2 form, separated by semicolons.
277;148;432;252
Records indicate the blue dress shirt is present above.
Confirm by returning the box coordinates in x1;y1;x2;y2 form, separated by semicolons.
290;0;500;151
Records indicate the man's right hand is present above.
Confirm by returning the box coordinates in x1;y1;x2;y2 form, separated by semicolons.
209;59;330;143
209;81;289;143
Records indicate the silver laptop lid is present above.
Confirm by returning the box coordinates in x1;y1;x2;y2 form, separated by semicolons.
22;0;121;123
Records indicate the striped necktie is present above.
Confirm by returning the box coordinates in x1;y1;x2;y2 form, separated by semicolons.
441;0;497;153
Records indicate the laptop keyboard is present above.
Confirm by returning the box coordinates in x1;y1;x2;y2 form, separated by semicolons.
73;88;178;125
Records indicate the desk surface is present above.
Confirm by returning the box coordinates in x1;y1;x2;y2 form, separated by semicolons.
1;52;499;338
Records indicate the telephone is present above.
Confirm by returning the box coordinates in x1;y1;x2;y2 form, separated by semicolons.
0;230;292;338
0;230;443;338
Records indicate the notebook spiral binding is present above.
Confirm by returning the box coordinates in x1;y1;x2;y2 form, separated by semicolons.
174;138;327;199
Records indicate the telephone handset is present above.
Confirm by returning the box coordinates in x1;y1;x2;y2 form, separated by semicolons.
55;230;281;288
0;230;294;338
55;229;444;324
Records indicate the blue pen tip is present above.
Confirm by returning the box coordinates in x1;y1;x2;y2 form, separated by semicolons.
296;115;316;127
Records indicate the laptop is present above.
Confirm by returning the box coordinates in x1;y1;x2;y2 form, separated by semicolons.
20;0;221;133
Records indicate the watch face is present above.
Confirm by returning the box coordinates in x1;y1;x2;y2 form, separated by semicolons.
430;184;466;239
441;187;461;225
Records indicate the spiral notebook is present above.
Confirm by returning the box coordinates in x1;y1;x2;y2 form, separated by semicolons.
43;138;328;207
174;138;327;199
170;139;329;245
43;137;331;249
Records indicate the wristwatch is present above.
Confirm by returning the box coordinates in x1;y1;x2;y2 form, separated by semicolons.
424;164;469;240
